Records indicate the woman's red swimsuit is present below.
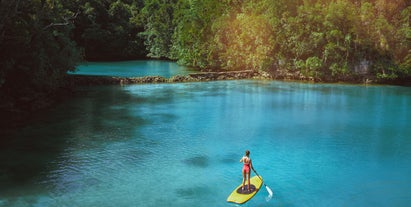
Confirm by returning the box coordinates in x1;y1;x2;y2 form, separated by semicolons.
243;163;250;173
242;158;250;173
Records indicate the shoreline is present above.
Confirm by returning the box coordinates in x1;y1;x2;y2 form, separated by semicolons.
66;70;261;85
66;70;411;86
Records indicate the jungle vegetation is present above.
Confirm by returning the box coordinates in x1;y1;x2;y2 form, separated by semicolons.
1;0;410;112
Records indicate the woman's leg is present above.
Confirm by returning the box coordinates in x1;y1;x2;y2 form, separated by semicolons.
242;170;246;190
247;171;251;191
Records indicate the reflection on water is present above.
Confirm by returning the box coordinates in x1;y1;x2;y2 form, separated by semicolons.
0;80;411;207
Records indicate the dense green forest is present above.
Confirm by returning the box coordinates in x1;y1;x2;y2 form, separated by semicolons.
0;0;410;112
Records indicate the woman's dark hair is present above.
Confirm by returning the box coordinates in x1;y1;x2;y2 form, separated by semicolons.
245;150;250;156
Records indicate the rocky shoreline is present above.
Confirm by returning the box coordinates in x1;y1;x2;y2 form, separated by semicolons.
66;69;388;86
66;69;411;89
67;69;372;85
66;70;268;86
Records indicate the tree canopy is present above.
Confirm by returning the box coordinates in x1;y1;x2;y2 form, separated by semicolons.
163;0;411;81
136;0;411;82
0;0;81;100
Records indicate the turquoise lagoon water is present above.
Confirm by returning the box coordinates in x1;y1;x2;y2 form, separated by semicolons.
1;80;411;207
70;60;194;78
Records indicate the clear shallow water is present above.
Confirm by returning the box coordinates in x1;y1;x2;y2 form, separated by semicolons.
70;60;194;78
1;80;411;207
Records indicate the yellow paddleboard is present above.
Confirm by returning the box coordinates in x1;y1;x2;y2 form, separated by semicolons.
227;175;263;204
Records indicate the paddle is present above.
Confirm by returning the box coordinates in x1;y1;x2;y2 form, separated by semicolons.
252;168;273;201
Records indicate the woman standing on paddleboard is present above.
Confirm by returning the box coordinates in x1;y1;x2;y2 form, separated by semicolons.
240;150;254;191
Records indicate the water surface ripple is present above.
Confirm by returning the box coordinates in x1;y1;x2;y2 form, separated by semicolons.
1;80;410;207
